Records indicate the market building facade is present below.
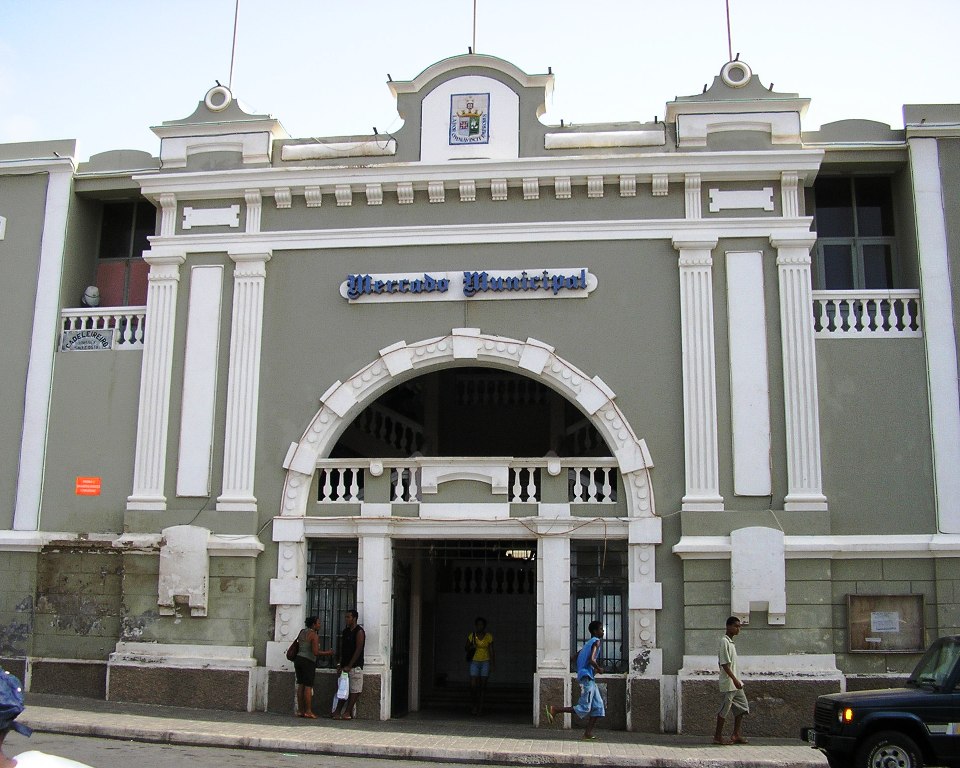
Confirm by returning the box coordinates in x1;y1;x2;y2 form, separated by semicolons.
1;54;958;734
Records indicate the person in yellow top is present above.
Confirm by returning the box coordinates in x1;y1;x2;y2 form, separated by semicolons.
465;616;495;715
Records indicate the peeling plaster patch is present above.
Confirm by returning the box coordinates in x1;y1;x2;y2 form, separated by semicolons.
632;649;651;674
0;620;31;655
120;610;160;642
15;596;33;612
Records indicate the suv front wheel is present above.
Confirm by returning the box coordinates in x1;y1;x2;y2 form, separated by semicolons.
856;731;924;768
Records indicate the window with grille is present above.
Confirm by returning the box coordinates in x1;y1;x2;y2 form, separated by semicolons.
812;177;897;290
305;539;358;667
570;541;627;674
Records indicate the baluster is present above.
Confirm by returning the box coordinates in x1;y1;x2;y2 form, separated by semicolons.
335;469;346;501
349;468;360;501
408;467;419;501
572;467;584;502
137;315;146;344
393;468;404;501
587;467;599;502
902;299;915;332
512;468;522;502
321;470;333;503
827;299;838;333
602;468;612;502
867;300;879;333
526;468;537;502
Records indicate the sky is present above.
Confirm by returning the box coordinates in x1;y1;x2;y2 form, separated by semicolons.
1;0;958;162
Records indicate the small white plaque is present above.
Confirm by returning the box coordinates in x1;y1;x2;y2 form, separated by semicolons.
870;611;900;633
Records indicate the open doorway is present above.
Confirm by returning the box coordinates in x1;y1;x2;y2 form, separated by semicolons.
392;540;537;720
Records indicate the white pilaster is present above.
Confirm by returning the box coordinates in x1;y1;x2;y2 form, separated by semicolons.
358;531;392;720
909;138;960;533
772;236;827;511
674;239;723;511
127;252;186;511
13;159;74;530
217;251;271;512
538;536;570;669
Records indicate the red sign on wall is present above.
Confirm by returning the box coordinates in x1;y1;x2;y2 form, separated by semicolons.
75;477;102;496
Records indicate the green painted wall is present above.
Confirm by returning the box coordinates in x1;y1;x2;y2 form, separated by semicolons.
816;339;936;535
41;351;141;532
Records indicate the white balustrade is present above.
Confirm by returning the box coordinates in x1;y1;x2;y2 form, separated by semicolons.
356;403;424;454
312;457;619;509
60;306;147;349
813;290;922;338
567;463;618;503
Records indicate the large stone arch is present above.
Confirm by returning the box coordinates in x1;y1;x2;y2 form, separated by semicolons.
278;327;655;519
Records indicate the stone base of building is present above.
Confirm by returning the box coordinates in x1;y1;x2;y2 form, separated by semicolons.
678;654;843;737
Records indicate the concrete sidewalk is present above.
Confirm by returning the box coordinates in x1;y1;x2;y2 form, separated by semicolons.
21;694;826;768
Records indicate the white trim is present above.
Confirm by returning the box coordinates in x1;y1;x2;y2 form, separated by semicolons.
109;642;256;669
544;130;665;150
726;252;771;495
0;215;6;239
13;160;74;530
388;54;553;98
672;533;960;559
281;139;397;161
679;654;840;676
176;266;224;497
773;237;827;511
678;112;803;148
0;530;263;556
159;133;277;169
182;205;240;229
146;218;816;255
675;240;723;511
217;252;271;512
909;138;960;534
127;254;185;511
708;187;774;213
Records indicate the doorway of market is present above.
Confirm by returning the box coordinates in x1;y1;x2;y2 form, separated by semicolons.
391;539;537;720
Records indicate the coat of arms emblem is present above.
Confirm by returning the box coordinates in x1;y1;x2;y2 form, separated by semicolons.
449;93;490;145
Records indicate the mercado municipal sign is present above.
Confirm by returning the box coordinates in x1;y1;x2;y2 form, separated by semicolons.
341;268;597;304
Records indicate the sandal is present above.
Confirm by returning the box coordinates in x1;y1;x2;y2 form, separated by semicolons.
543;705;554;725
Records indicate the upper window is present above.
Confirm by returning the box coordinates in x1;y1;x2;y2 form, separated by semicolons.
95;199;154;306
813;177;896;290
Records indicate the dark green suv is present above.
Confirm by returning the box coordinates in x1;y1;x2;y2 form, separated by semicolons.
801;636;960;768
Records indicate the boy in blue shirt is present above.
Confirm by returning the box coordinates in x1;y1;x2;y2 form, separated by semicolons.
543;621;605;740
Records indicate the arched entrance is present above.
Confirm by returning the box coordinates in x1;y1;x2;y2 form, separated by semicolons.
270;329;662;724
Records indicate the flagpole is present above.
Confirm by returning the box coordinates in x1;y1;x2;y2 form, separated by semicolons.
229;0;241;91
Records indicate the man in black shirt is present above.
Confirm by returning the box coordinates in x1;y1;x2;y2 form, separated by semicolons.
333;609;365;720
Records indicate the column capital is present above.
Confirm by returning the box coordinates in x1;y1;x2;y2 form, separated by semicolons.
228;249;272;264
672;237;718;252
142;250;186;268
770;234;816;251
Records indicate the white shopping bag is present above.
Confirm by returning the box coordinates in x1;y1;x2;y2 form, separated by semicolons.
336;671;350;700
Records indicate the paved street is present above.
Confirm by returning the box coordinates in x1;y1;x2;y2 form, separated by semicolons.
8;732;516;768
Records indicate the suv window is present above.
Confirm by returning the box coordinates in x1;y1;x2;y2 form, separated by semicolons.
908;637;960;689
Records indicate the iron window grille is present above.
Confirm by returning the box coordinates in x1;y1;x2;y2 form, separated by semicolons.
306;539;359;668
570;541;628;674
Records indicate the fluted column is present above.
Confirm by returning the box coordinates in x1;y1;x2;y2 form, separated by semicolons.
217;251;271;511
674;238;723;511
772;236;828;511
127;252;186;511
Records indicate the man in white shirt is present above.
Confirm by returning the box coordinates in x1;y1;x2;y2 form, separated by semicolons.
713;616;749;745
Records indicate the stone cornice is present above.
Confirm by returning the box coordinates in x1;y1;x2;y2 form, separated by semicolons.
133;149;825;201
